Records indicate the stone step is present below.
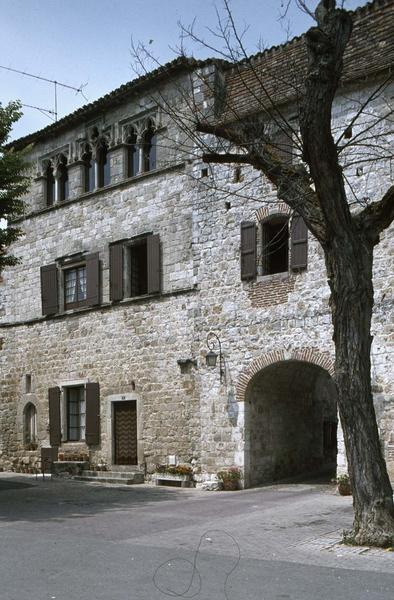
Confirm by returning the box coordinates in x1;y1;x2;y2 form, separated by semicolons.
82;470;143;479
74;471;144;485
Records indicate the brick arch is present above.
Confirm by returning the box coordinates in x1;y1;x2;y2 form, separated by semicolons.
255;202;291;223
236;347;335;402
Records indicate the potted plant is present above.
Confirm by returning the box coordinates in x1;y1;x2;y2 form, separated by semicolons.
337;473;352;496
217;466;241;491
154;464;193;482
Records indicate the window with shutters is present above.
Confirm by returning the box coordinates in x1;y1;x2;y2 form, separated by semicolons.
109;233;161;302
240;212;308;281
48;382;100;446
40;253;100;316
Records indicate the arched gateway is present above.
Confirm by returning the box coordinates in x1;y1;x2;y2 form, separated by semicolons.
238;350;338;488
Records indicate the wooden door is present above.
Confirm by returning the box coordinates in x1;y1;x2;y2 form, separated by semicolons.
114;401;137;465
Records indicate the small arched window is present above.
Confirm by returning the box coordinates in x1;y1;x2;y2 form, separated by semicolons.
97;142;110;188
46;164;55;206
24;403;37;448
127;129;139;177
83;147;95;193
261;215;289;275
142;120;157;172
58;156;69;202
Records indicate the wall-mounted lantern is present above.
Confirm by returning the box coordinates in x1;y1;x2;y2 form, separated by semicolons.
206;332;224;383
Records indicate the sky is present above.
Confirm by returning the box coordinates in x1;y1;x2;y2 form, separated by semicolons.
1;0;367;140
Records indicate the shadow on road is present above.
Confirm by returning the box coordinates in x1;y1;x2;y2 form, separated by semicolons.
0;474;190;524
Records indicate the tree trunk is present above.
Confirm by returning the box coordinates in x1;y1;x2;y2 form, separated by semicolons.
325;237;394;547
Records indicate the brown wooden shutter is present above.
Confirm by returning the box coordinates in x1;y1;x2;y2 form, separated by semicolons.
240;222;257;280
147;234;161;294
48;387;61;447
86;252;100;306
40;264;59;315
291;214;308;270
110;243;124;301
85;382;100;446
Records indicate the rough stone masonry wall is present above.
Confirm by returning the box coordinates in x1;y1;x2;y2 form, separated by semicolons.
0;76;393;483
0;74;204;471
192;79;394;482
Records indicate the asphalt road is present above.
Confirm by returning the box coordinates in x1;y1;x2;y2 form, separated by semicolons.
0;475;393;600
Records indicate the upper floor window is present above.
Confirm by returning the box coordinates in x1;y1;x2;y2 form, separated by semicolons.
40;253;100;316
57;156;69;202
240;213;308;281
261;216;289;276
109;234;161;302
46;164;55;207
64;264;87;309
97;142;110;188
127;129;139;177
83;146;95;193
142;120;157;172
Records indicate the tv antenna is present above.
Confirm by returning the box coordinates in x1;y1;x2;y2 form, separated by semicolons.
0;64;88;122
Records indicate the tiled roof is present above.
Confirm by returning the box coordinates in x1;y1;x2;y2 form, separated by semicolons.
222;0;394;119
10;57;220;150
10;1;393;147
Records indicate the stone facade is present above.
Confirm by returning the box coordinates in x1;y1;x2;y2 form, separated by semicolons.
1;4;393;485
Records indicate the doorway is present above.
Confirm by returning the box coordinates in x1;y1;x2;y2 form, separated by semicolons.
113;401;137;465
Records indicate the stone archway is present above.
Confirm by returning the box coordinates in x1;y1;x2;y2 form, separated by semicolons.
241;354;337;488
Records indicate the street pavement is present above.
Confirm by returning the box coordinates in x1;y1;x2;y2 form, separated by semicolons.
0;473;393;600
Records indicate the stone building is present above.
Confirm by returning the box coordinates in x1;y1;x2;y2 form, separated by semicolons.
0;0;393;486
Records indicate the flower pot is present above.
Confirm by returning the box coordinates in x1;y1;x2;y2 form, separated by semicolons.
337;482;352;496
222;479;239;491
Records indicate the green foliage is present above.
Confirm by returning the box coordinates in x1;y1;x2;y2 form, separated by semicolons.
336;473;350;485
155;463;192;475
217;466;241;481
0;101;30;272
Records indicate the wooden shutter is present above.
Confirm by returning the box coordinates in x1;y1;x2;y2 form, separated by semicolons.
40;264;58;315
240;222;257;280
86;252;100;306
85;382;100;446
147;234;161;294
48;387;61;447
291;214;308;270
109;243;124;301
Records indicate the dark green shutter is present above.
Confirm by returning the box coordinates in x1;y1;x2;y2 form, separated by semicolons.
291;214;308;270
48;387;61;446
110;243;124;301
147;234;161;294
85;382;100;446
240;222;257;280
41;264;58;315
86;252;100;306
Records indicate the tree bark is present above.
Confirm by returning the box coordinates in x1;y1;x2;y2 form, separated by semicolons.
325;235;394;547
